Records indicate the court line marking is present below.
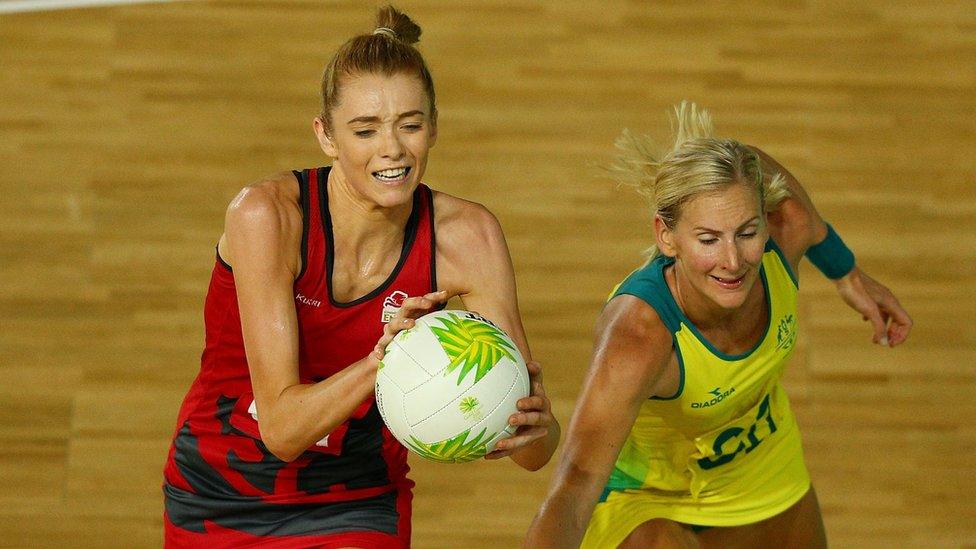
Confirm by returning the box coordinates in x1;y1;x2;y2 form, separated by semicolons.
0;0;182;14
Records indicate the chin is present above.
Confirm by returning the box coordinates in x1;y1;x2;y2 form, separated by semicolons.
372;183;418;208
708;276;756;310
714;293;749;310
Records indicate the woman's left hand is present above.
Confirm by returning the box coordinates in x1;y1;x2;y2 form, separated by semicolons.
485;360;555;460
835;266;913;347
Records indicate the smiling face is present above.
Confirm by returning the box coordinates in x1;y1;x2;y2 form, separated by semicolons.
655;181;768;312
315;71;437;209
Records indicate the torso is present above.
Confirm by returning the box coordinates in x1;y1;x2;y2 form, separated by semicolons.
164;166;437;511
218;172;479;305
593;241;809;526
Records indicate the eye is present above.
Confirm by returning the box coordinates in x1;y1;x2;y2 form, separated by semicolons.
738;232;757;239
402;123;423;132
698;237;719;245
354;129;375;138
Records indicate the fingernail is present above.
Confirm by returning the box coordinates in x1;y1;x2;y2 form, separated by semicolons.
880;336;889;346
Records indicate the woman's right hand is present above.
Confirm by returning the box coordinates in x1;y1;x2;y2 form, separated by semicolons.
372;290;451;360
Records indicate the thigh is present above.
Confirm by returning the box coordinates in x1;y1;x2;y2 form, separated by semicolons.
619;519;700;549
696;486;827;549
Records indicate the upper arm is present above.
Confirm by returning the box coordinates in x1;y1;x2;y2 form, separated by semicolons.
434;195;531;359
751;146;828;273
222;181;303;411
552;295;673;511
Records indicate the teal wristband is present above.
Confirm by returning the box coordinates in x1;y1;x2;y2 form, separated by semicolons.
805;223;855;279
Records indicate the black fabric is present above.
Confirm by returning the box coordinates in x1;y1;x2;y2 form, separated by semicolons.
164;484;400;537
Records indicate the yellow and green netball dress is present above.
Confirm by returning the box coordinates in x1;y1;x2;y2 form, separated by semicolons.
582;239;809;548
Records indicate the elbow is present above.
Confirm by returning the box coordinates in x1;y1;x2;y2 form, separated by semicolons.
259;426;303;463
770;199;824;248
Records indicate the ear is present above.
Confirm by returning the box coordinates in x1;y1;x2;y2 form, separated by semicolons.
428;108;438;147
654;215;677;257
313;116;338;157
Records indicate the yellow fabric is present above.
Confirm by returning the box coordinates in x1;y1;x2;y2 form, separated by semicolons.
582;244;809;547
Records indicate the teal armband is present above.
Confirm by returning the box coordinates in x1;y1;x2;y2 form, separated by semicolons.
805;223;855;279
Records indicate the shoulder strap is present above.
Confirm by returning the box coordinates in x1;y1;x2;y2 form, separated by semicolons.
612;257;684;333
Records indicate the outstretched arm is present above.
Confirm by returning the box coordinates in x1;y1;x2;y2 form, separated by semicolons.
752;147;913;347
524;295;672;548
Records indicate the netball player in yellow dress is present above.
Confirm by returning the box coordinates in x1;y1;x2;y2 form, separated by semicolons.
525;102;912;548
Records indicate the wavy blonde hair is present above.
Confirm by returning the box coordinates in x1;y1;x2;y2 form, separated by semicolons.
610;101;790;260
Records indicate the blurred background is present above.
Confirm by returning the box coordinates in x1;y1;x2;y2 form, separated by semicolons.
1;1;974;547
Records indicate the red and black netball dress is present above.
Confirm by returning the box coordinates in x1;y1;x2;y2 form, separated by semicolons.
163;166;436;548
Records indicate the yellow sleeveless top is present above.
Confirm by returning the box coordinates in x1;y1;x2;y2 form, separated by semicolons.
582;239;810;546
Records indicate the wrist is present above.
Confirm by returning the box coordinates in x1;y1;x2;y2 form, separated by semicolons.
805;223;855;279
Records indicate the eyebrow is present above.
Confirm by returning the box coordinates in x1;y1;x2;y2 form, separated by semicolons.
346;110;426;125
693;216;761;233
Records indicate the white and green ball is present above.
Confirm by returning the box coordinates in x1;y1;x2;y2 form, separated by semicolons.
374;310;530;463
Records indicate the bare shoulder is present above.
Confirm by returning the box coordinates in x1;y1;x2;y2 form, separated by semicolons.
592;294;675;397
431;190;512;299
432;190;508;264
598;294;673;350
220;171;303;269
227;172;301;221
432;190;503;242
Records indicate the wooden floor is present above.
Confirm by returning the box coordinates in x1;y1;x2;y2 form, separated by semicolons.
1;1;974;547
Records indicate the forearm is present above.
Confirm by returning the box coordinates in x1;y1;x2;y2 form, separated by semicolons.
525;475;600;548
258;357;376;461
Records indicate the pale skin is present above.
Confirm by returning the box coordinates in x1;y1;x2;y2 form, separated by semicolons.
219;72;558;470
524;151;912;548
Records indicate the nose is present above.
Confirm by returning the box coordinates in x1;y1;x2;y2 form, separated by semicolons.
380;128;405;160
722;240;742;272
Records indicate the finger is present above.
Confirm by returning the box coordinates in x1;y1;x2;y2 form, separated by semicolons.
861;304;888;346
525;361;543;379
510;410;550;428
484;448;513;460
884;297;913;329
516;396;549;413
423;290;451;303
397;296;434;317
384;316;415;337
493;428;547;451
888;313;913;347
531;378;547;398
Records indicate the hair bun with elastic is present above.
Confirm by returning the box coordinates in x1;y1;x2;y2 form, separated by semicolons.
373;26;398;40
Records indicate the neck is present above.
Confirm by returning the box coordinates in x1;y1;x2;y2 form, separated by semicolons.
326;167;414;273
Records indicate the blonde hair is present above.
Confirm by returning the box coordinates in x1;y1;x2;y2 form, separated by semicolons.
610;101;790;260
320;5;435;131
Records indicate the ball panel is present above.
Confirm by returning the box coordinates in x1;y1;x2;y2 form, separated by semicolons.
391;322;450;377
408;357;522;441
374;370;410;442
378;339;433;393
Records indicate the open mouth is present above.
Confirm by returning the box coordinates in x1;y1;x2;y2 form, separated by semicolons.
711;273;746;289
372;166;411;183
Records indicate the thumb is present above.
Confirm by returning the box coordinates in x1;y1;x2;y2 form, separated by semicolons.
863;304;888;346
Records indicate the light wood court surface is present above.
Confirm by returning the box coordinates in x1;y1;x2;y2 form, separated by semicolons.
1;1;974;547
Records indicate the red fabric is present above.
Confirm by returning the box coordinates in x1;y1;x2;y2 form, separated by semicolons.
163;167;433;531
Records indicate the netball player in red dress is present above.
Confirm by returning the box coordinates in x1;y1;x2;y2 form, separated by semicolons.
162;7;559;547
